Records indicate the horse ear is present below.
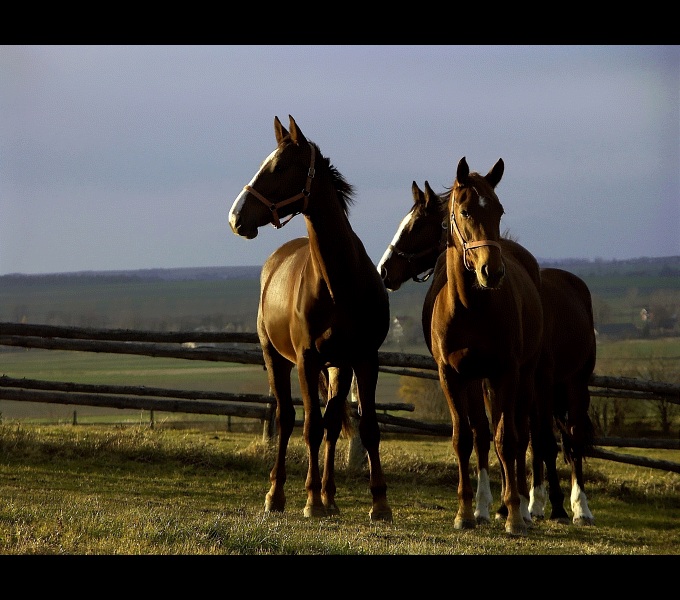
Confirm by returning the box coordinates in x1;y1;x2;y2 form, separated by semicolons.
288;115;307;146
456;157;469;185
423;181;439;212
486;158;504;188
274;116;289;144
412;181;424;204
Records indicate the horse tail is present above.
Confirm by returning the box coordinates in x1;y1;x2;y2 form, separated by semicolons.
317;370;355;439
556;406;595;466
340;396;354;438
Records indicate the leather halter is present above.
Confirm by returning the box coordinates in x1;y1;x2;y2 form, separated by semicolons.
243;144;316;229
450;185;502;271
388;220;447;282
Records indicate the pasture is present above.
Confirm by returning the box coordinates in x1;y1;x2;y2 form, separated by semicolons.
1;259;679;553
0;423;678;554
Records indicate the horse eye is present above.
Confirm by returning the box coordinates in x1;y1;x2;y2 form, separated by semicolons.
460;210;470;219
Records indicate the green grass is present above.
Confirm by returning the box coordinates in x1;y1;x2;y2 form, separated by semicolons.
0;348;409;424
0;424;678;555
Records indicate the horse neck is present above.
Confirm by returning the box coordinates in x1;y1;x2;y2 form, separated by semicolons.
304;181;362;300
445;242;475;308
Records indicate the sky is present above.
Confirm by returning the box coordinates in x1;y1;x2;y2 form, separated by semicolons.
1;45;678;276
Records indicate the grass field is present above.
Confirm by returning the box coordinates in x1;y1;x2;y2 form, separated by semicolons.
0;424;678;555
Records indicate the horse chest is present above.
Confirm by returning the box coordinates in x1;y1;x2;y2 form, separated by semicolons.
431;295;511;378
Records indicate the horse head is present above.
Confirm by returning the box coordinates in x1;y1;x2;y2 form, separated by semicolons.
228;115;316;239
449;156;506;289
378;180;447;291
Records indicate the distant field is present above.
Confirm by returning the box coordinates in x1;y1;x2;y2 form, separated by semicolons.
0;348;407;424
2;258;678;332
1;259;679;423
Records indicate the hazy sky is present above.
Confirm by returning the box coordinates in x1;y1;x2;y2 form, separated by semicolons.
2;45;678;275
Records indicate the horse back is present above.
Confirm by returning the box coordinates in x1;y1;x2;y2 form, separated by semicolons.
540;268;596;382
499;238;541;289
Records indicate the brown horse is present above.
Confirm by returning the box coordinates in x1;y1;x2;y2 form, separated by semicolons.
422;157;544;536
379;180;541;525
378;179;596;525
228;115;392;522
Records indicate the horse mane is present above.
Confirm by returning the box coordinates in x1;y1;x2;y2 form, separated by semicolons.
312;142;356;217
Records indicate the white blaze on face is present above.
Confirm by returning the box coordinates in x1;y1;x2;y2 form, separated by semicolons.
377;211;414;274
228;148;278;231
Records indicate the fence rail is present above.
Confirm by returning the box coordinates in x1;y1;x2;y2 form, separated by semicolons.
1;322;679;473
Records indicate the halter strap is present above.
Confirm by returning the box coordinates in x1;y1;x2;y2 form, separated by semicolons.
388;220;447;283
244;144;316;228
450;186;502;271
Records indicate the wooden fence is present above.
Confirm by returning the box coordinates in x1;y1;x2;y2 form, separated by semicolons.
1;322;679;474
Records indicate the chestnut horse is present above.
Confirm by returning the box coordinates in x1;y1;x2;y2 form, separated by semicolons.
378;179;596;525
228;115;392;521
417;157;544;536
379;180;541;525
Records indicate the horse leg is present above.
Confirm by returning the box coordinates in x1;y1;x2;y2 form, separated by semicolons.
440;366;476;529
320;366;353;515
490;373;528;536
566;379;595;526
298;352;326;518
539;427;569;523
261;345;295;514
515;374;534;527
530;363;569;523
353;357;392;522
482;381;512;522
534;383;567;523
468;381;493;524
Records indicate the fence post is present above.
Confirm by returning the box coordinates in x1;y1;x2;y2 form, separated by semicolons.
72;410;77;426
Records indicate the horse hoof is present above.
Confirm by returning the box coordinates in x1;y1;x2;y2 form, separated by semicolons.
454;517;477;530
476;515;492;526
549;508;570;523
264;493;285;514
505;522;528;536
550;510;571;525
573;516;595;526
324;503;341;516
369;506;393;522
303;504;327;518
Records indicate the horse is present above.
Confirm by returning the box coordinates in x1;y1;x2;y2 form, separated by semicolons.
379;180;541;525
228;115;392;522
378;179;596;525
414;157;544;536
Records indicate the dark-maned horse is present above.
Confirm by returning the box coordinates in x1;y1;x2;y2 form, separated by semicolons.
378;179;596;525
228;115;392;521
379;180;541;525
422;157;543;536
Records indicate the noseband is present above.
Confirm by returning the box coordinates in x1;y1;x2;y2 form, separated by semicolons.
389;220;447;283
243;144;316;228
450;186;502;272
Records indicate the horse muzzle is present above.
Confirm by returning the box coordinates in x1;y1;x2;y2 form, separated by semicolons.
476;260;506;289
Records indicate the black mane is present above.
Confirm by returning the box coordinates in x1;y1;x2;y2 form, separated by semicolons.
314;143;355;217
